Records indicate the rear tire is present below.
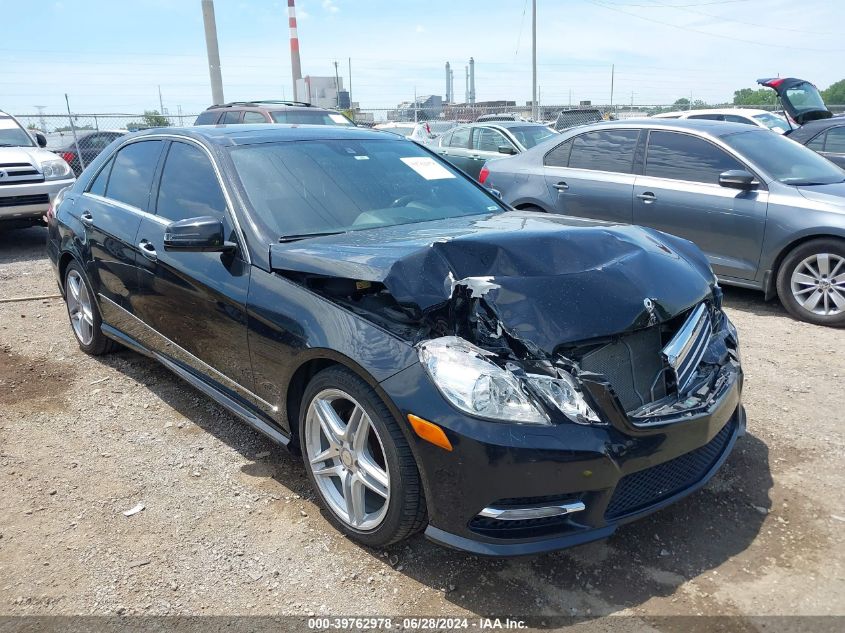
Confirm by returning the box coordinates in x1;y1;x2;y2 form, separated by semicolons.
776;238;845;327
299;367;426;547
64;262;117;355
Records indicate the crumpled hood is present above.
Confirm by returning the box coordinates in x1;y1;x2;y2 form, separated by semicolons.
270;211;716;350
0;146;57;167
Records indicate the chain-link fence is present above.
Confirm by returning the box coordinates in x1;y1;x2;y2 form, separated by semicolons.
13;103;845;133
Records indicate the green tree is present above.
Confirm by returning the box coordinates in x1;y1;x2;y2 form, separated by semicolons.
822;79;845;104
142;110;170;127
673;97;690;109
733;88;778;106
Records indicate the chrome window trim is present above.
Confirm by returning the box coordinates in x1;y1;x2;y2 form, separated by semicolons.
82;192;169;225
87;134;252;265
98;293;278;414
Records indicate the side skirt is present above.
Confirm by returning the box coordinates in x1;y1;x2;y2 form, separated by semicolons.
101;324;291;447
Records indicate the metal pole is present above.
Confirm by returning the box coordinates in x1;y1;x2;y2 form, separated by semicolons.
531;0;537;122
610;64;614;110
414;87;418;123
201;0;225;105
158;85;165;117
333;61;340;108
348;57;352;106
64;94;85;171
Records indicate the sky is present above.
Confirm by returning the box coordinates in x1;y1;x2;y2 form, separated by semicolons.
1;0;843;116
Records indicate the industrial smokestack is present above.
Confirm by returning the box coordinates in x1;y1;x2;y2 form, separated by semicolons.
469;57;475;105
201;0;224;105
445;62;451;103
465;66;469;103
450;69;454;105
288;0;303;101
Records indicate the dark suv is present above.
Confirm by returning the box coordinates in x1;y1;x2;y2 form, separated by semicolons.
194;101;355;127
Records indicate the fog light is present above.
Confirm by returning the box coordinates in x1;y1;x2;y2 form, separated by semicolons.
478;501;586;521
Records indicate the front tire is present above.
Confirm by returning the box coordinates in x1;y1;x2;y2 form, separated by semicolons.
776;238;845;327
299;367;426;547
64;262;116;355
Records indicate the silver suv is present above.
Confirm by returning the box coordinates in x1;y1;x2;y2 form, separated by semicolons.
1;110;75;229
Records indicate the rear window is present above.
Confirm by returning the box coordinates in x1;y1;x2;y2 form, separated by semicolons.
194;111;219;125
270;110;354;126
229;138;503;238
507;125;557;149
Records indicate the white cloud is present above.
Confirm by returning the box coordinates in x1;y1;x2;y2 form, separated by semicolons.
322;0;339;14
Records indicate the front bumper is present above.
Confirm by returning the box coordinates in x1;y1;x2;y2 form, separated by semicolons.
0;177;74;221
379;320;744;557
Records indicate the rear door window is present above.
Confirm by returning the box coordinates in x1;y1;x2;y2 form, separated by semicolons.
88;157;114;197
645;131;744;184
688;113;725;121
824;127;845;153
220;111;242;124
194;111;219;125
104;140;164;210
724;114;755;125
806;132;827;151
243;111;267;124
567;130;639;173
544;139;573;167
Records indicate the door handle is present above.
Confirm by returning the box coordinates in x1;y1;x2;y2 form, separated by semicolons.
80;210;94;226
553;182;569;192
636;192;657;203
138;239;157;262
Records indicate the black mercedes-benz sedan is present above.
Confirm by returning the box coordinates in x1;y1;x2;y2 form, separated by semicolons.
47;124;744;556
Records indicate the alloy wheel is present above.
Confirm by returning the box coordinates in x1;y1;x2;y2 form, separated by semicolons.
304;388;390;531
66;269;95;345
790;253;845;316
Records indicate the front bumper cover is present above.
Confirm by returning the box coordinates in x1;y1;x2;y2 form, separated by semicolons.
379;317;744;557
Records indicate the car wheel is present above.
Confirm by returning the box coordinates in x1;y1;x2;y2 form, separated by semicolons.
64;262;116;355
776;239;845;327
299;367;427;547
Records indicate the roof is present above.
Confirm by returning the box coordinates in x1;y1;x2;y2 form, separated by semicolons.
574;118;771;138
653;108;775;118
130;124;400;146
787;117;845;142
206;100;314;111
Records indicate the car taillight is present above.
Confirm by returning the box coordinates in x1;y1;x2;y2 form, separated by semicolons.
61;152;75;164
478;166;490;185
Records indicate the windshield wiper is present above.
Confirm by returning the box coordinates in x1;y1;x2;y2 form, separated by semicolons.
278;230;347;243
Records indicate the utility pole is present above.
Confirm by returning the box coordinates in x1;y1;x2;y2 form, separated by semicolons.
610;64;615;110
33;105;47;133
348;57;352;106
201;0;225;105
177;104;184;126
531;0;537;123
158;85;165;117
333;61;340;108
64;94;85;171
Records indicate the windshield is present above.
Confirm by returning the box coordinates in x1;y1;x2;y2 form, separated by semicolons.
0;116;35;147
752;112;789;133
784;81;827;115
723;129;845;186
229;138;504;238
508;125;557;148
270;110;354;126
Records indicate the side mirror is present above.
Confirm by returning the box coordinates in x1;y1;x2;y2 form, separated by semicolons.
719;170;759;190
163;216;234;252
35;132;47;148
497;145;517;155
489;188;503;200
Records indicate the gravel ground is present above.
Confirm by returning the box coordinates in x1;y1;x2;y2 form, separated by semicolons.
1;226;843;628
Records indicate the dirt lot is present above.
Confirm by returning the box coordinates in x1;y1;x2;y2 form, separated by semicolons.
1;226;843;628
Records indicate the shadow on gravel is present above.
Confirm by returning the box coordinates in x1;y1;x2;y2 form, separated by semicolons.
0;226;48;266
91;342;772;621
721;285;789;320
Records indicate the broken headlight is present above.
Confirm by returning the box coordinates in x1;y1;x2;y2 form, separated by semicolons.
527;373;601;424
418;337;550;425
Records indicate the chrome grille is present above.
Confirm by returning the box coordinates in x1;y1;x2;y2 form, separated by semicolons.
0;162;44;185
661;303;712;392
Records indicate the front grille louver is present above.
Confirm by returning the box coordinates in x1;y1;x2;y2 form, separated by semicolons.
661;303;712;393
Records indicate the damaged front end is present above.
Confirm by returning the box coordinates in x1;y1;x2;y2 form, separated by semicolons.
269;211;741;431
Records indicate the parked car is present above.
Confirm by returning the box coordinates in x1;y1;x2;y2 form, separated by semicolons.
194;101;355;126
375;121;458;145
483;119;845;326
788;119;845;169
47;124;744;556
553;107;605;131
652;108;789;134
434;121;557;179
45;130;126;176
0;110;75;230
476;112;527;122
757;77;832;127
